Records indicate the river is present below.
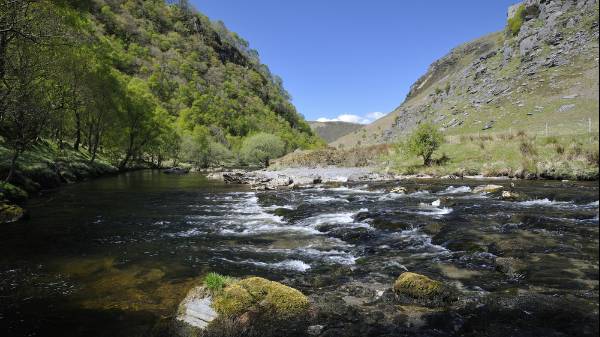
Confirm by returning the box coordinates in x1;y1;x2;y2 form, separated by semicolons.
0;170;598;336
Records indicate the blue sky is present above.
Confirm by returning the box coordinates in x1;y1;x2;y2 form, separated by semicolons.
191;0;517;123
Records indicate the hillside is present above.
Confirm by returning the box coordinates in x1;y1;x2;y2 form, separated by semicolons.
0;0;322;182
308;121;363;143
333;0;599;147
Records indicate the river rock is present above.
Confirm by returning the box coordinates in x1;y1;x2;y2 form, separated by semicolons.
0;203;25;223
495;257;526;278
307;325;324;336
473;184;503;193
393;272;452;304
176;286;218;330
501;190;522;200
163;167;190;175
390;186;407;194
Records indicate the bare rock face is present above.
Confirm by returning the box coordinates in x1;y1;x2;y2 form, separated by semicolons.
176;286;218;330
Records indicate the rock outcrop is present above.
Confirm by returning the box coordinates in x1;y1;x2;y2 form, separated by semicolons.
332;0;599;147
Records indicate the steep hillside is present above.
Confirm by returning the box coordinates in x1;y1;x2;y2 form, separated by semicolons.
334;0;599;147
85;0;319;149
308;121;363;143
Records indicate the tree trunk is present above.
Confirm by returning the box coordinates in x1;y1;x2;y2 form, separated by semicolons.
74;111;81;151
5;150;20;183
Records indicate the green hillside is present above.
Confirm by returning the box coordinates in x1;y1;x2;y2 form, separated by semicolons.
0;0;322;180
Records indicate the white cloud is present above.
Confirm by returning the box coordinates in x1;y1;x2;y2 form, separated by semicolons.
365;112;386;121
316;112;386;125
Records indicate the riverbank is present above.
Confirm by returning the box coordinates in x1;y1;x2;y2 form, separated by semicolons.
270;132;599;182
0;140;118;223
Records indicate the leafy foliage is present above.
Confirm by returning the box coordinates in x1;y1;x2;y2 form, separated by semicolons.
405;123;445;166
508;4;526;36
240;133;286;167
0;0;321;180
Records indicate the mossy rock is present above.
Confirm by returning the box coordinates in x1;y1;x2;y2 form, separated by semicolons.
0;182;28;203
473;184;504;194
212;277;310;320
393;272;452;303
0;203;25;223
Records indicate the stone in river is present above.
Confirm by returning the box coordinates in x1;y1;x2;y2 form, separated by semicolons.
176;286;218;330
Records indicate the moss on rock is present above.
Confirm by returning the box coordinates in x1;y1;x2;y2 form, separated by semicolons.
0;203;25;223
393;272;449;302
212;277;310;319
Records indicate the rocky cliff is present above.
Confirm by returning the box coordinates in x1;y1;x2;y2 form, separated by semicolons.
333;0;599;147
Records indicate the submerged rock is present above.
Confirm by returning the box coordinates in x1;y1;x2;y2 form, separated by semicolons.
393;272;452;303
163;167;190;175
495;257;526;278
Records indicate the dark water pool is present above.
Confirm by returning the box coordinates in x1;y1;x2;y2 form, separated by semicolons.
0;171;598;336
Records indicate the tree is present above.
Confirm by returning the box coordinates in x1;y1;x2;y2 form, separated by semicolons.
114;78;160;170
406;123;444;166
240;133;285;167
1;39;55;181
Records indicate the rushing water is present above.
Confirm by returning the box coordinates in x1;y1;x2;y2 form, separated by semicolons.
0;171;598;336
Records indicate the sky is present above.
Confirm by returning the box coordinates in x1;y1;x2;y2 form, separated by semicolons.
191;0;517;124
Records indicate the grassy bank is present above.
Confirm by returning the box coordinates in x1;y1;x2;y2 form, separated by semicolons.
273;132;599;181
0;140;118;223
386;132;599;180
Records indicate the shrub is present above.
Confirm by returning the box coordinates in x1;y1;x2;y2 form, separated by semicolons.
405;123;445;166
519;140;537;157
240;133;286;167
508;4;526;36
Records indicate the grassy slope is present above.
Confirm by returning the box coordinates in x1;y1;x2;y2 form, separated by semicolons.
384;132;599;180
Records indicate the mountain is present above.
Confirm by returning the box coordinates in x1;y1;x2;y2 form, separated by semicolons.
308;121;363;143
333;0;599;147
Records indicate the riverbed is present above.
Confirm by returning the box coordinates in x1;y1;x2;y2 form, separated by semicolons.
0;170;598;336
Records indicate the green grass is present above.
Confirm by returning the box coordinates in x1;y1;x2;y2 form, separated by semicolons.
0;139;117;193
203;272;234;293
385;132;599;180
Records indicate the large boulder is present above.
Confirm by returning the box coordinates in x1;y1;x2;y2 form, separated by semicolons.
212;277;309;319
176;276;310;335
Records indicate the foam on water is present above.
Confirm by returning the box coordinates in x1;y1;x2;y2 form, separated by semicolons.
517;198;575;208
439;186;472;194
221;258;311;272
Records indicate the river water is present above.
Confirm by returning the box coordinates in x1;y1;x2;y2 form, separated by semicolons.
0;171;598;336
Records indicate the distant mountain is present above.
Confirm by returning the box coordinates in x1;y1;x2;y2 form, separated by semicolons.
308;121;363;143
333;0;599;147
